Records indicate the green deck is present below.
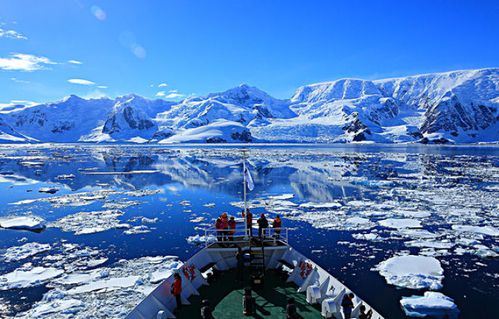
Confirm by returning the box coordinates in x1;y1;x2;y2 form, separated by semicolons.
177;269;322;318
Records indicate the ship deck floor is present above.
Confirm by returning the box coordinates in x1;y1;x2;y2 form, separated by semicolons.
177;269;322;318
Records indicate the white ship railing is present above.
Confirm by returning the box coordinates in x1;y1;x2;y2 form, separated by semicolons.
203;227;290;247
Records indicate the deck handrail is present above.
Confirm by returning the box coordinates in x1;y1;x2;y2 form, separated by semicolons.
203;227;290;247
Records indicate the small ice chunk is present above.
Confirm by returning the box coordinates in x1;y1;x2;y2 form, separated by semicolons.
375;255;444;290
38;187;59;194
299;202;342;209
141;217;158;224
401;291;459;318
0;216;46;231
189;217;206;223
186;234;217;244
203;203;216;208
352;233;379;240
2;242;51;262
379;218;422;229
268;194;294;200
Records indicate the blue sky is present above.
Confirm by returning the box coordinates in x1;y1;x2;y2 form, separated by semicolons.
1;0;498;106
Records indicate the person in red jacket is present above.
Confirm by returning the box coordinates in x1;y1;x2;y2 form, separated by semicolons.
242;208;253;237
215;217;223;241
273;215;282;239
171;273;182;311
221;212;229;241
228;216;236;241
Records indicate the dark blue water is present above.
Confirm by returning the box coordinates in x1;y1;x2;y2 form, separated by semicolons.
0;144;497;318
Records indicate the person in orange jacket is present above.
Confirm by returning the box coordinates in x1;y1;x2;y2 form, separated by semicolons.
171;273;182;311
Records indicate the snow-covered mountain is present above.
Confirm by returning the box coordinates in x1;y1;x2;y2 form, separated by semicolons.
0;68;497;144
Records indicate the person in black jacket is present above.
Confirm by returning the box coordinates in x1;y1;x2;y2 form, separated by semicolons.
257;213;269;238
341;293;355;319
286;298;297;319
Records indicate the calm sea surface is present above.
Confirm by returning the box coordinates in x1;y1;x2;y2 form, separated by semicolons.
0;144;497;318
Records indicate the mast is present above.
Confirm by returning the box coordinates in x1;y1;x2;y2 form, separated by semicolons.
243;151;248;237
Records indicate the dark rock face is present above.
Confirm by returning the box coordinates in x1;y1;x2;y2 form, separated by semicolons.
342;113;371;141
102;115;120;134
421;95;496;135
206;137;227;143
103;107;155;134
231;130;253;142
123;107;155;130
51;122;74;133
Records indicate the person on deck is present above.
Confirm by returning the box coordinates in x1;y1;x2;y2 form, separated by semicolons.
171;273;182;312
242;208;253;237
341;293;355;319
286;297;297;319
236;246;244;282
221;212;229;241
359;305;373;319
257;213;269;238
200;299;213;319
272;215;282;239
215;217;223;241
228;216;236;241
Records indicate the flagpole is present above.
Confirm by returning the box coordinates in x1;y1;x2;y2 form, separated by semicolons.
243;158;248;238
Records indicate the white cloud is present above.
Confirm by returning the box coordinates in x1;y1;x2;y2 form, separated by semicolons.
156;91;166;97
165;93;184;99
91;5;107;21
68;78;96;85
10;77;30;84
68;60;82;65
0;53;56;71
0;28;27;40
158;83;168;88
97;85;108;89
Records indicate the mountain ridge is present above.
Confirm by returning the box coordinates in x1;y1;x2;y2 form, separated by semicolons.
0;68;497;144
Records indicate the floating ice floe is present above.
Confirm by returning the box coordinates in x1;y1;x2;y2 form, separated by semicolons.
451;225;499;237
299;202;342;209
189;216;206;223
2;242;51;262
51;210;128;235
0;215;46;231
103;200;140;209
375;255;444;290
124;225;151;235
38;187;59;194
352;233;379;241
0;266;64;290
25;290;85;317
400;291;459;318
203;203;216;208
186;234;217;244
268;194;294;200
80;170;159;175
379;218;422;229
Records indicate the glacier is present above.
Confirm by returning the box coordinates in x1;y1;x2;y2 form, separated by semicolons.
0;68;497;144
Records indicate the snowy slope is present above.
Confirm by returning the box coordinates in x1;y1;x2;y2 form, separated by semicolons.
0;68;497;144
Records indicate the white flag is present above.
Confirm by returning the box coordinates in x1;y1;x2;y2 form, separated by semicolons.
244;163;254;191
